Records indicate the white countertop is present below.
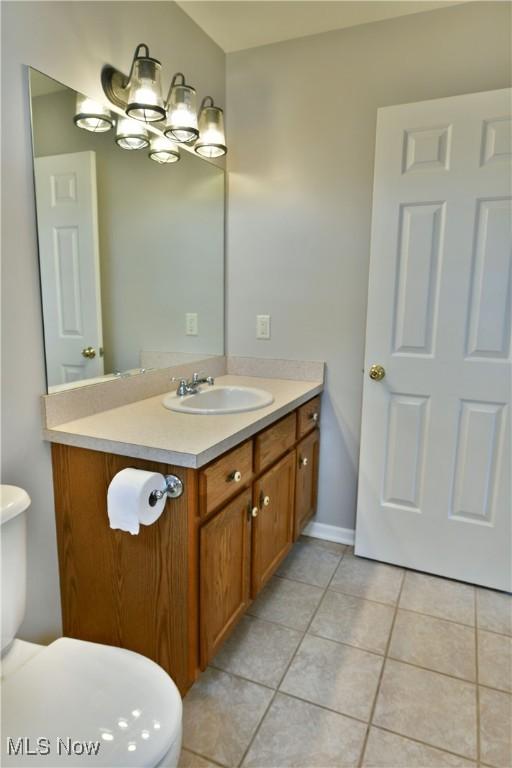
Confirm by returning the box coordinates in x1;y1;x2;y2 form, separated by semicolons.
43;375;323;468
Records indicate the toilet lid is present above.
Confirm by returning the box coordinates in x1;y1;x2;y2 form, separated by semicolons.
1;638;182;767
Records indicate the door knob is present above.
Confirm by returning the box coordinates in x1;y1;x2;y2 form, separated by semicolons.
81;346;97;359
369;364;385;381
299;456;308;468
263;495;271;507
251;506;258;518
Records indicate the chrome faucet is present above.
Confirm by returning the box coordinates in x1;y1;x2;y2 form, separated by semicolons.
173;371;215;397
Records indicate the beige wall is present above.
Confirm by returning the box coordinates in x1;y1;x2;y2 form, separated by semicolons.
226;2;512;533
1;1;225;641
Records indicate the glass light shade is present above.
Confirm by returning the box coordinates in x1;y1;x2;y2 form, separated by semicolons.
195;102;227;158
148;135;180;164
164;83;198;143
126;56;166;123
115;116;149;150
74;93;113;133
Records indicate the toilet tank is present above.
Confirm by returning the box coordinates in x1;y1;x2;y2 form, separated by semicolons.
1;486;31;653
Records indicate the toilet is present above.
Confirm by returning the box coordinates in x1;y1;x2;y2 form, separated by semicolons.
1;485;183;767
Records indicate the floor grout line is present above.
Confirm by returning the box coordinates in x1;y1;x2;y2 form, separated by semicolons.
181;747;228;767
357;567;406;768
220;609;308;638
206;663;278;692
368;724;481;765
260;688;371;726
384;653;477;686
477;625;512;640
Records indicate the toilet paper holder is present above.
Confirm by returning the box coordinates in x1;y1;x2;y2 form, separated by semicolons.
149;474;184;505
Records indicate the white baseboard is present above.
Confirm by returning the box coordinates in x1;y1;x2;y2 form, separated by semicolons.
303;521;355;547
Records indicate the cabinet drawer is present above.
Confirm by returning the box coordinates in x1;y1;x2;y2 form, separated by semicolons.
199;441;253;516
297;396;321;438
254;412;296;473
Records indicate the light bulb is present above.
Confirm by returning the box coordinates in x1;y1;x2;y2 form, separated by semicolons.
164;75;198;143
115;116;149;150
195;98;227;158
126;51;165;123
148;135;180;164
74;94;113;133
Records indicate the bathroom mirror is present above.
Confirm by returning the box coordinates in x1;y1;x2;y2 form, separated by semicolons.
29;68;224;393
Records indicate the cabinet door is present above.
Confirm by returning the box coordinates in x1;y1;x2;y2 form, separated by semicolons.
252;452;295;596
200;489;251;666
294;429;320;539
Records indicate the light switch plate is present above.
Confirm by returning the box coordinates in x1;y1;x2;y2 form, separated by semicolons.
186;313;198;336
256;314;271;340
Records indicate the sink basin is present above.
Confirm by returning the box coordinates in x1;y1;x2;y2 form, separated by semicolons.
163;385;274;415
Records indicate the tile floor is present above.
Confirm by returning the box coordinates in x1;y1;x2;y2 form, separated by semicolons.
180;537;512;768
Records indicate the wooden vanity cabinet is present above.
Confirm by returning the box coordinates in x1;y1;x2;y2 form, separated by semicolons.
51;395;321;693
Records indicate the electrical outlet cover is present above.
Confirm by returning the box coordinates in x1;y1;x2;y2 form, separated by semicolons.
186;313;198;336
256;314;271;340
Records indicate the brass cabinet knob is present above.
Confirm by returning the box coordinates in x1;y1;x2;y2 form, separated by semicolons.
81;346;96;359
251;506;258;518
263;495;271;507
369;364;386;381
299;456;309;468
229;470;242;483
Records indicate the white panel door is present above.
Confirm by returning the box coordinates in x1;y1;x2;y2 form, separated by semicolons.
34;151;104;389
356;89;511;591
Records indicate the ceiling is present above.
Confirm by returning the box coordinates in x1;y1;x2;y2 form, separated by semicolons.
176;0;466;53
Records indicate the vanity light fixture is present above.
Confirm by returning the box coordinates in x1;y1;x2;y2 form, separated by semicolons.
164;73;199;143
74;93;113;133
101;44;228;156
195;97;227;158
148;135;180;164
115;116;149;150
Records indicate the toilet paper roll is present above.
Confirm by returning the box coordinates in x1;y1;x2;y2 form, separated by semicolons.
107;468;167;535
